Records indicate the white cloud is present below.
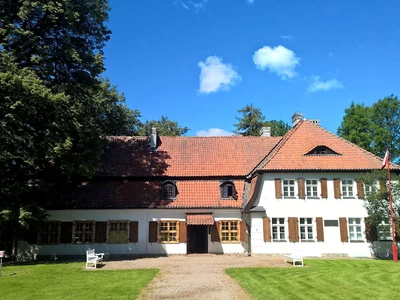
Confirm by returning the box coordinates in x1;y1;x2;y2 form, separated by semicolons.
280;35;293;40
253;45;300;79
174;0;207;12
196;128;233;136
198;56;242;94
308;76;343;92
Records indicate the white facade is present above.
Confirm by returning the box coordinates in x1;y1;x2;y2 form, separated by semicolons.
248;172;395;258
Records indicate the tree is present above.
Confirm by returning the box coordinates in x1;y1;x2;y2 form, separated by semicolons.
338;96;400;162
137;116;189;136
264;120;291;137
233;104;265;136
0;1;140;257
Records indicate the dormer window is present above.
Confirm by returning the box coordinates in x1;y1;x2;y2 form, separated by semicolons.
305;146;340;155
220;181;237;199
161;181;177;200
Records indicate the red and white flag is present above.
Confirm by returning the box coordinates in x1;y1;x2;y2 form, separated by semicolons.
381;148;389;169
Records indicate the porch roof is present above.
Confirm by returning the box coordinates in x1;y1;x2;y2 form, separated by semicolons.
186;213;214;225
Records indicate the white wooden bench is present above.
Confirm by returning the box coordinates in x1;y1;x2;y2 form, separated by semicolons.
284;249;304;267
86;249;104;269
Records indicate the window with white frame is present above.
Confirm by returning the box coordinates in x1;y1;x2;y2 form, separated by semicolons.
306;180;318;197
108;221;128;244
348;218;363;241
378;219;392;241
283;180;295;197
364;184;375;196
272;218;285;241
341;180;354;197
300;218;314;241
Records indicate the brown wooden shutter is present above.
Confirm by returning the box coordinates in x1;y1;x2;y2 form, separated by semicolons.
129;221;139;243
339;217;348;242
288;217;299;242
263;217;271;242
395;218;400;241
27;226;38;244
275;179;282;199
357;181;365;199
210;221;220;242
380;180;387;193
95;222;107;243
316;217;324;242
334;179;341;198
240;220;247;242
179;222;187;243
298;178;305;199
320;178;328;198
364;218;377;242
60;222;73;244
148;221;158;243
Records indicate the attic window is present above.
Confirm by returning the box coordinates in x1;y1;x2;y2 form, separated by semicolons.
220;181;237;199
162;181;177;200
305;146;340;155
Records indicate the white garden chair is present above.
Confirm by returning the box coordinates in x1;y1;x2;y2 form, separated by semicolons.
86;249;104;269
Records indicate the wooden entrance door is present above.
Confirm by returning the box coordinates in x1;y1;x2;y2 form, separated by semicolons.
187;225;208;254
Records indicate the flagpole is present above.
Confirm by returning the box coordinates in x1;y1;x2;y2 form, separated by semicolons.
387;150;398;262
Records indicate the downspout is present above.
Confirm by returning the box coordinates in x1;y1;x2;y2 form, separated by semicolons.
145;212;149;255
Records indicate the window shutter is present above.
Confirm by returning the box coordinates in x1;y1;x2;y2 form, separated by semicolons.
316;217;324;242
95;222;107;243
298;178;305;199
263;217;271;242
210;221;220;242
275;179;282;199
27;226;38;244
333;179;341;198
357;181;365;199
364;218;377;242
339;218;348;242
60;222;73;244
320;178;328;198
179;222;187;243
148;221;158;243
240;220;247;242
129;221;139;243
395;218;400;241
288;217;299;242
380;180;387;193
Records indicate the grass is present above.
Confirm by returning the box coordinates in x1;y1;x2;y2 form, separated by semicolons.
226;259;400;300
0;262;158;300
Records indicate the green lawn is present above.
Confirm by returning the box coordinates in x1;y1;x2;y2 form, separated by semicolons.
0;262;158;300
226;259;400;300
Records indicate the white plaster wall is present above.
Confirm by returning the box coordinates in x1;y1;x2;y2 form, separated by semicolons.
251;172;378;257
37;209;246;257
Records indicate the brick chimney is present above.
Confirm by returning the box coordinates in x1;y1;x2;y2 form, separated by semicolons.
292;112;303;127
260;127;271;137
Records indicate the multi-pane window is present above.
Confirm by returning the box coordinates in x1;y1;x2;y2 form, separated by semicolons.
39;222;60;244
283;180;295;197
73;221;95;243
221;182;235;199
364;184;375;196
159;221;179;243
378;219;392;241
162;183;176;200
341;180;354;197
300;218;313;241
220;221;239;242
306;180;318;197
108;221;128;244
348;218;363;241
272;218;285;241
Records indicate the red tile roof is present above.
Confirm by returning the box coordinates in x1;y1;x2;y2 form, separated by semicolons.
186;213;214;225
99;136;281;177
258;120;400;171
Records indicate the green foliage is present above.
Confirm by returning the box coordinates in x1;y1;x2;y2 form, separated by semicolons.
234;104;290;136
338;95;400;162
358;170;400;225
1;262;158;299
227;260;400;300
137;116;189;136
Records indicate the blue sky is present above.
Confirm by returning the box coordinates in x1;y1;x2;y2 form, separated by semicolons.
104;0;400;136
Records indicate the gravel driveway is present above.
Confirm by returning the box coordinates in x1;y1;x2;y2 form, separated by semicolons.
102;255;289;299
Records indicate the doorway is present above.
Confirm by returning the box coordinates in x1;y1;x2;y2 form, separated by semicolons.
187;225;208;254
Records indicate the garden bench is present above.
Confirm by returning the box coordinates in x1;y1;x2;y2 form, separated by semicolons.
284;249;304;267
86;249;104;269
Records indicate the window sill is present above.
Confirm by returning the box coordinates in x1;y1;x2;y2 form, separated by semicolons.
300;240;315;242
349;240;365;243
283;197;297;199
220;241;241;244
272;240;287;242
306;197;320;200
220;198;237;200
158;241;180;244
342;197;356;199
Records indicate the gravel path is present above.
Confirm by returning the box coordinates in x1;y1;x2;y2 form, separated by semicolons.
102;255;289;299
